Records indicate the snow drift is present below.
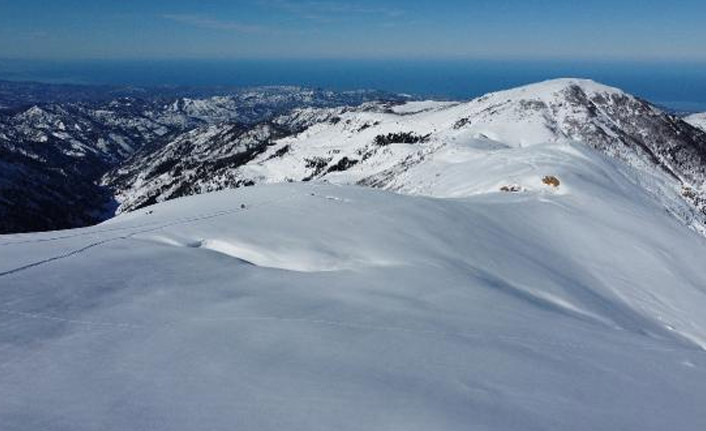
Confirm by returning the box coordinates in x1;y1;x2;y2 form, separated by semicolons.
3;179;706;430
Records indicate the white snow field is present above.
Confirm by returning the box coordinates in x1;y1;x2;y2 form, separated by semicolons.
686;112;706;132
2;79;706;430
3;144;706;430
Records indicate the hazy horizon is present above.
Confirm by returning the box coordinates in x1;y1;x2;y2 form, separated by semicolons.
4;0;706;110
2;0;706;61
3;58;706;112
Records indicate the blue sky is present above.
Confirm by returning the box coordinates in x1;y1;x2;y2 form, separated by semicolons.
1;0;705;60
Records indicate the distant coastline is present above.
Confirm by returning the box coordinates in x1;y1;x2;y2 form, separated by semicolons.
2;58;706;112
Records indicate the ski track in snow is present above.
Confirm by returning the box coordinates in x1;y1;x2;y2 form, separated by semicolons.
0;193;301;277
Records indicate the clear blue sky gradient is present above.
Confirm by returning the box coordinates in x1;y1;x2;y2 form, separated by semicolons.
1;0;705;60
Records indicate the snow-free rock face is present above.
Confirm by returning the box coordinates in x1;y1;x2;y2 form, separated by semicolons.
108;79;706;234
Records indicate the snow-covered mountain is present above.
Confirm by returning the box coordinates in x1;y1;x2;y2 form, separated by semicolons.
104;103;363;210
3;78;706;430
0;86;409;234
9;78;705;236
108;79;706;234
2;177;706;430
0;100;174;233
686;112;706;132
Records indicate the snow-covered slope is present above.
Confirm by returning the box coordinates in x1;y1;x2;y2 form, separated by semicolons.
686;112;706;132
109;79;706;234
2;168;706;429
0;86;408;234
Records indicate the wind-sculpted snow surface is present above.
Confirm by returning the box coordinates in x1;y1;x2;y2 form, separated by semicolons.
2;165;706;430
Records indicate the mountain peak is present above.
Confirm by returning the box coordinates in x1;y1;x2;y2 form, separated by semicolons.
474;78;629;107
524;77;623;93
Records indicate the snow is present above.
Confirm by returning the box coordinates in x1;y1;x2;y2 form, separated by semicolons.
3;145;706;430
3;78;706;429
242;79;634;189
223;79;705;235
390;100;459;114
685;112;706;132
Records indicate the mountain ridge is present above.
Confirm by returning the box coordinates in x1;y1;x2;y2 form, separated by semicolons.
3;78;706;430
0;86;409;233
3;78;706;235
106;78;706;235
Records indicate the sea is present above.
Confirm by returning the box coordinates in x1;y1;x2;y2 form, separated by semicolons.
2;58;706;112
